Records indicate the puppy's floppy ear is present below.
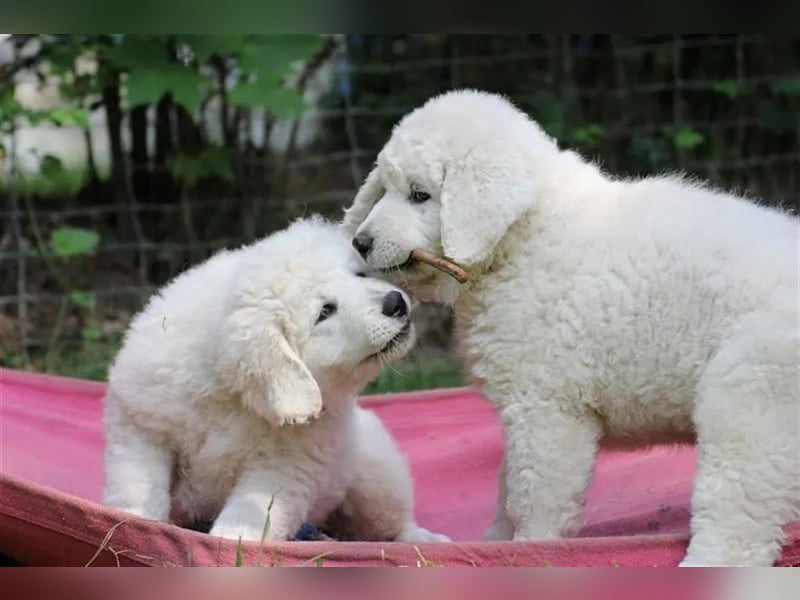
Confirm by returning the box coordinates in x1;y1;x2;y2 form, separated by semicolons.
341;167;383;235
440;149;536;266
216;304;321;426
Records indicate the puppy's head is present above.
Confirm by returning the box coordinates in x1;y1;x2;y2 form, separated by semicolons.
217;218;415;424
342;89;558;303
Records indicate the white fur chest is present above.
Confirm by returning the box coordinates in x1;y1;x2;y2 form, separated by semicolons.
453;206;778;441
167;396;358;524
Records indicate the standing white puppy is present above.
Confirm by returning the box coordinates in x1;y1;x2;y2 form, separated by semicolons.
343;90;799;566
104;217;448;544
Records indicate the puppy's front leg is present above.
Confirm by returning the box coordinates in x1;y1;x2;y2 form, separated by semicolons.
482;456;515;540
500;404;602;540
210;467;311;542
103;408;174;521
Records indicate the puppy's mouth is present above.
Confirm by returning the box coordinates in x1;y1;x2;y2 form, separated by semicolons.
378;254;415;274
367;321;413;362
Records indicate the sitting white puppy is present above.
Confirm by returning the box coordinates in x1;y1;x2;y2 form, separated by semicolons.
103;217;448;543
343;90;799;565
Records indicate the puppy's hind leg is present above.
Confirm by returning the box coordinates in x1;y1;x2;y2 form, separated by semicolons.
682;315;800;566
327;408;450;543
103;396;174;521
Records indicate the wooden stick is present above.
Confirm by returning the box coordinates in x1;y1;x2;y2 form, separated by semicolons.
410;249;470;283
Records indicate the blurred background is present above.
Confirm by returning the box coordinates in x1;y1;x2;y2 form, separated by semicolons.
1;34;798;393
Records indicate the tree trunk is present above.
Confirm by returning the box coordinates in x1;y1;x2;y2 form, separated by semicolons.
102;73;132;240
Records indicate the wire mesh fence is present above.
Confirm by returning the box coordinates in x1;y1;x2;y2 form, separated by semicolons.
2;34;798;379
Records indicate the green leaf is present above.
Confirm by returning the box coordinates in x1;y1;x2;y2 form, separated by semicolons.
70;291;96;309
103;37;167;70
1;89;23;122
712;79;743;99
81;326;103;341
228;80;266;107
51;227;100;258
182;35;248;63
263;88;306;119
105;37;204;113
40;154;65;180
171;147;235;186
239;35;323;76
167;70;204;114
229;80;306;117
26;110;50;126
48;107;90;128
125;70;164;108
572;124;604;147
673;127;704;150
125;67;203;113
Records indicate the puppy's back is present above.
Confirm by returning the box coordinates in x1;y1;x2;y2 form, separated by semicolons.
107;247;243;409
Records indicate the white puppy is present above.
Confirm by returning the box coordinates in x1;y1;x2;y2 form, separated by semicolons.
343;90;799;566
103;217;448;544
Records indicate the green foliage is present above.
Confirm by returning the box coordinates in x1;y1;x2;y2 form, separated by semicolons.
69;291;96;309
43;107;90;128
3;34;323;176
524;89;569;140
1;83;89;131
126;68;204;113
225;35;320;117
672;127;705;150
94;35;323;116
0;88;25;130
712;79;745;99
16;337;122;382
171;147;235;186
101;38;200;113
572;124;605;148
364;355;465;395
51;227;100;258
8;165;86;196
228;85;306;117
2;34;327;381
81;326;103;342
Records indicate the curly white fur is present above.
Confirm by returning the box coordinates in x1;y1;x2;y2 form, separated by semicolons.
344;89;799;566
103;217;448;544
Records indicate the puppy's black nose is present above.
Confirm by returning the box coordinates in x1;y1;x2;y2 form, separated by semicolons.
382;291;408;318
352;233;374;258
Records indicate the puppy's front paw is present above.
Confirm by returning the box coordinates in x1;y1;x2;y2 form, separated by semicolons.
396;524;451;543
108;504;155;520
482;521;514;541
209;521;274;543
104;495;170;521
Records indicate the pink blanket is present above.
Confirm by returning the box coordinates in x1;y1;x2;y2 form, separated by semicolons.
1;368;797;566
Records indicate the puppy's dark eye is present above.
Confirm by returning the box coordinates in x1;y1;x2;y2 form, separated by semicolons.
355;272;367;278
316;302;337;324
410;189;430;204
